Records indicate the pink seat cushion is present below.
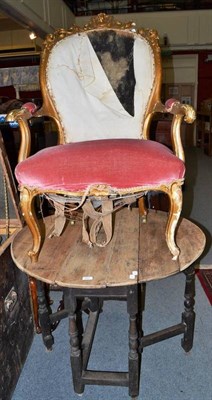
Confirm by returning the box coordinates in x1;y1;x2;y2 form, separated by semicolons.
15;139;185;192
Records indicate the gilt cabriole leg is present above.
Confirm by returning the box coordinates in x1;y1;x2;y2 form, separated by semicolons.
20;186;42;262
165;182;183;260
138;197;147;223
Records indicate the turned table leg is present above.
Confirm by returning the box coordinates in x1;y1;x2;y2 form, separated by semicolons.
64;289;84;395
127;285;140;399
37;280;54;350
181;264;196;352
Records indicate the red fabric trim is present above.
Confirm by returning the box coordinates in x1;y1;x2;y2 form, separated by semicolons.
196;270;212;305
22;102;37;114
15;139;185;192
165;98;179;110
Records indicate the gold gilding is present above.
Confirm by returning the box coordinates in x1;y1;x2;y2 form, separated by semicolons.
6;14;196;262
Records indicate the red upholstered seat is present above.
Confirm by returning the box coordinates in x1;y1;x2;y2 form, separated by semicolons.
15;139;185;192
7;15;196;265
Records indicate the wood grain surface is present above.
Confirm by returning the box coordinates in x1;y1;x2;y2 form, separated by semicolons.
11;208;205;288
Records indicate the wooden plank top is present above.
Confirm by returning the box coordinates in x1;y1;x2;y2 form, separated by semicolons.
11;208;139;288
11;208;205;288
139;210;205;282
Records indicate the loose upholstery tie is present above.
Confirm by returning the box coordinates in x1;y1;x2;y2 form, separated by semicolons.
82;199;114;247
47;194;142;247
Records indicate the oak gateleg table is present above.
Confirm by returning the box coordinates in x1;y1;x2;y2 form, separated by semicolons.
11;208;205;399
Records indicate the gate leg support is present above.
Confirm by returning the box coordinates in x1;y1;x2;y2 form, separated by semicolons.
181;265;196;352
128;286;140;398
66;291;84;395
37;280;54;350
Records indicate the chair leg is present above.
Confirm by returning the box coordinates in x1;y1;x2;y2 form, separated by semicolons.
138;197;147;223
165;182;183;260
20;186;42;262
181;265;196;352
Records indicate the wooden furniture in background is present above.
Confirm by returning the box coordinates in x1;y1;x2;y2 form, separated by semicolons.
197;98;212;156
151;114;195;148
0;130;22;253
0;131;33;400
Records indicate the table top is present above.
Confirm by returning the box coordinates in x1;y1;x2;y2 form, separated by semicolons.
11;208;205;288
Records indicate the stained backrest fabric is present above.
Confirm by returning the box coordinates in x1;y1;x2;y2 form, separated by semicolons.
46;30;155;143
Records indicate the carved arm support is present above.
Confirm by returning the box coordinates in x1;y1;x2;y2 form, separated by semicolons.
154;98;196;161
6;102;39;163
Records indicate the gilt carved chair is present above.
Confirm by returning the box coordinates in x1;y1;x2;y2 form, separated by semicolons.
7;13;195;264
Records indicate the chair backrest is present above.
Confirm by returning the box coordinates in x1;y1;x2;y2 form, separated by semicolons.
40;14;162;143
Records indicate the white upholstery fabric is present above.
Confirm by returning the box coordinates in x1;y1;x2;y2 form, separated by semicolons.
46;32;155;143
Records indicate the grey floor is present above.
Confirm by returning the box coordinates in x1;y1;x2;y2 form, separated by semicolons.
182;147;212;265
12;147;212;400
12;274;212;400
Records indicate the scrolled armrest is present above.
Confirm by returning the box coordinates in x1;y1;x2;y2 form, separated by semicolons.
153;99;196;162
6;101;38;123
154;98;196;124
164;98;196;124
6;102;38;163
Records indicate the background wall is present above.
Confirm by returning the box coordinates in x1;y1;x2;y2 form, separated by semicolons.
0;3;211;112
1;2;212;49
0;0;74;39
75;10;212;50
76;10;212;111
198;51;212;106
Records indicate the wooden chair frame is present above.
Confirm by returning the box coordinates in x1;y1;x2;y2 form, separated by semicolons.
7;13;195;264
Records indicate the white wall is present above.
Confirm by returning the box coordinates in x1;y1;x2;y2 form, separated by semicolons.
1;6;212;51
0;0;74;38
0;29;33;51
1;3;212;49
163;55;198;83
76;10;212;50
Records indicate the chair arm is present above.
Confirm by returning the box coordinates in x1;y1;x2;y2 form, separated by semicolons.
154;98;196;123
153;99;196;161
6;102;39;163
166;98;196;123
